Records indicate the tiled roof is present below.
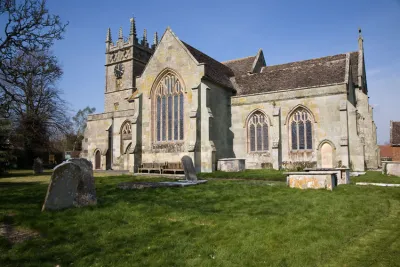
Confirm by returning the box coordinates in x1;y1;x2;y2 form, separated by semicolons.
234;54;347;95
379;145;392;158
391;121;400;146
222;56;256;76
182;41;235;89
350;51;359;86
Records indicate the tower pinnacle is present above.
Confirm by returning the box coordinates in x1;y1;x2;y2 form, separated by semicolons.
142;29;148;47
119;27;123;40
153;31;159;48
106;28;112;43
130;17;137;37
358;28;363;51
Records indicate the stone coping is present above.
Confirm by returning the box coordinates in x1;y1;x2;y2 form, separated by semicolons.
218;158;246;161
304;168;349;171
284;172;337;175
356;182;400;187
382;161;400;164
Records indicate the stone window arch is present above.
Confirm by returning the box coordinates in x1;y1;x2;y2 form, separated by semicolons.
153;72;184;142
247;111;269;152
120;120;132;154
289;108;313;151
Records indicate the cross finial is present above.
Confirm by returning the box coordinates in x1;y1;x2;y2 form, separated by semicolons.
130;17;136;37
119;27;123;40
106;28;112;43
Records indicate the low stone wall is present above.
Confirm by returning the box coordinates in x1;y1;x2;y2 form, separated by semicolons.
217;158;245;172
285;172;336;191
382;161;400;177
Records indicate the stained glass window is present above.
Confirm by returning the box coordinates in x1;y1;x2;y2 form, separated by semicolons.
306;120;312;149
291;121;297;150
290;108;313;150
154;73;184;142
157;97;161;141
247;111;269;152
168;95;172;140
250;124;255;152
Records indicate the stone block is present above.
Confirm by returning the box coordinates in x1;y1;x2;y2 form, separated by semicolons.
285;172;336;190
218;158;245;172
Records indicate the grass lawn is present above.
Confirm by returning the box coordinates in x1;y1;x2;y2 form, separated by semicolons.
0;170;399;266
198;169;286;181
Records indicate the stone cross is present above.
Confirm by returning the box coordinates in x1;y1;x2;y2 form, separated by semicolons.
181;156;197;182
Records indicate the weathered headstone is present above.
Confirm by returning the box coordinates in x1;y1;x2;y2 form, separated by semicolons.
67;158;97;206
42;162;81;211
32;157;43;174
42;159;97;211
181;156;197;182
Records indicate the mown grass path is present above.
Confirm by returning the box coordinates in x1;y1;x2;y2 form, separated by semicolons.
0;170;399;266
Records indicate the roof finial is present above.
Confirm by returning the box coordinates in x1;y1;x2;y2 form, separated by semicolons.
358;27;363;51
130;17;136;37
153;31;159;46
119;27;123;40
106;28;112;43
142;29;148;47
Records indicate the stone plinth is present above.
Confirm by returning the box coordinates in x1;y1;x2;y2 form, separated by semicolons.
217;158;245;172
382;161;400;177
285;172;337;191
304;168;350;185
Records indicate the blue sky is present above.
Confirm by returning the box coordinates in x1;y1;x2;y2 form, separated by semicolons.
35;0;400;143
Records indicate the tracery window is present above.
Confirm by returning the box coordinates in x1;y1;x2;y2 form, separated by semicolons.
154;73;184;142
121;121;131;135
289;109;313;150
248;111;269;152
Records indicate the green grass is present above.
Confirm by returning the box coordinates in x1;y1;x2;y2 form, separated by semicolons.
0;170;399;266
198;169;286;181
352;170;400;184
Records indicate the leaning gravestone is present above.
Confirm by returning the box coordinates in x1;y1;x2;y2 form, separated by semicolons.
42;159;97;211
32;157;43;174
67;158;97;206
42;162;81;211
181;155;197;182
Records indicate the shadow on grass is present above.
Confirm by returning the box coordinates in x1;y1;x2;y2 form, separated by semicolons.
0;170;52;179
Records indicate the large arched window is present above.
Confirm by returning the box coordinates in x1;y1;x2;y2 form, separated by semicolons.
247;111;269;152
154;73;184;142
289;109;313;150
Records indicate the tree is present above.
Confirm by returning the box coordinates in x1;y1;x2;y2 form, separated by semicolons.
7;50;71;167
0;0;67;103
70;107;96;151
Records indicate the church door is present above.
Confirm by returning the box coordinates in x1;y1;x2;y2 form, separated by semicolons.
321;143;333;168
95;150;101;169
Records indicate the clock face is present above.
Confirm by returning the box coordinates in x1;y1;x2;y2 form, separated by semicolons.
114;63;124;78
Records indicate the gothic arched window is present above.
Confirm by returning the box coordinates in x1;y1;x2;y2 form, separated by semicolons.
154;73;184;142
289;109;313;150
247;111;269;152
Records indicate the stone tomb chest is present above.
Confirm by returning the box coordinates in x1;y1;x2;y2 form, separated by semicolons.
304;168;350;185
217;158;245;172
285;172;337;191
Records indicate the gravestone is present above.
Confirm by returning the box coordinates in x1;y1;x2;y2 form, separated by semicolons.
32;157;43;174
42;162;81;211
42;159;97;211
67;158;97;206
181;156;197;182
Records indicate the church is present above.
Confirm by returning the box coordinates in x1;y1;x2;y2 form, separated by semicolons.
82;18;379;172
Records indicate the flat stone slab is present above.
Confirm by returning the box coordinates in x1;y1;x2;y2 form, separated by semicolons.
356;182;400;187
118;180;207;190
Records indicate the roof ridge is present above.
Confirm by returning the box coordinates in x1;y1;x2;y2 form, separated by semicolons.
222;55;255;64
264;52;353;69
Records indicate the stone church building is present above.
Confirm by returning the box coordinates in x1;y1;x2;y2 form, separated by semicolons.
82;18;379;172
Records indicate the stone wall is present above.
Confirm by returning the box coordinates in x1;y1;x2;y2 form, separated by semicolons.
393;147;400;162
231;84;353;170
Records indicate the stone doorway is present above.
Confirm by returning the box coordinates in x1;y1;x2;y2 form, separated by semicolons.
95;150;101;169
321;143;334;168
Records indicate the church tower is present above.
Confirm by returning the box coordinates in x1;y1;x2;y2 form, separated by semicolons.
104;18;156;113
